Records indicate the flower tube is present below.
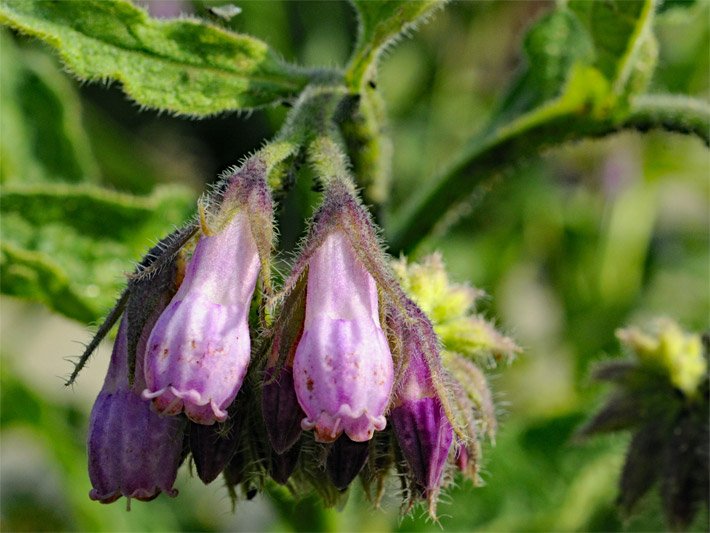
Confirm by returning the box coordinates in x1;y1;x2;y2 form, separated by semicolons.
143;212;261;424
389;312;454;500
88;318;186;504
293;231;394;442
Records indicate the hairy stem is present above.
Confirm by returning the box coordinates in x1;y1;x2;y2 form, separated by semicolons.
624;94;710;141
388;94;710;254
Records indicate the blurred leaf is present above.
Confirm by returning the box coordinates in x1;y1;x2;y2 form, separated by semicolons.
569;0;658;98
491;9;594;127
0;30;99;184
0;184;195;322
390;63;613;252
0;0;312;116
658;0;696;11
388;0;706;254
1;242;97;323
346;0;444;89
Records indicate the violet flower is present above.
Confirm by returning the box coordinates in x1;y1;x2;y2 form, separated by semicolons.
293;231;394;443
389;311;454;501
88;318;186;504
142;212;261;424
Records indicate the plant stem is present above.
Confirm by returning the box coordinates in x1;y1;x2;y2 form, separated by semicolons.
624;94;710;142
387;94;710;255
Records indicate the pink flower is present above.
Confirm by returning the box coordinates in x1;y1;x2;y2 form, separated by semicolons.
293;231;394;442
142;213;261;424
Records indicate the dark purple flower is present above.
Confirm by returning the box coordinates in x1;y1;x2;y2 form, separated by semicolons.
269;444;301;485
326;434;370;491
262;365;304;454
88;318;186;504
189;418;241;485
389;312;454;500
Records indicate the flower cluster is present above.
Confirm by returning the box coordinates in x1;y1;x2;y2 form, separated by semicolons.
79;156;518;515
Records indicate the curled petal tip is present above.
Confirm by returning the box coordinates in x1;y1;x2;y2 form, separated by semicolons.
142;386;228;424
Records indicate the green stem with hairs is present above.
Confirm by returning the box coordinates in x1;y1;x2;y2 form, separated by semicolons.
388;94;710;255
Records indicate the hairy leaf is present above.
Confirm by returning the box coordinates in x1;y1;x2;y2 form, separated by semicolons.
0;30;98;184
346;0;444;89
0;0;311;116
388;0;706;254
0;184;195;321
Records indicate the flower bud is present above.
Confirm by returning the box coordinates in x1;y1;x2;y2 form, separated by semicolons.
262;269;307;454
293;231;394;442
142;212;261;424
88;318;186;504
389;313;453;501
262;366;304;454
269;444;301;485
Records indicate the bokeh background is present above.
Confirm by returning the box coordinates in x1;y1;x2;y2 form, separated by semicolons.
1;0;708;531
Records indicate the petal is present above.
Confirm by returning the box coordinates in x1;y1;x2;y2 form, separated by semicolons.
143;292;251;424
88;389;185;503
294;317;393;442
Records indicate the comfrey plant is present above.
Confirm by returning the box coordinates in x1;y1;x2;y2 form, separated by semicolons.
3;0;708;528
69;132;518;515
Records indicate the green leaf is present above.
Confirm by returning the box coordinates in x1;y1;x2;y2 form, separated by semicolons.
346;0;445;90
0;0;312;116
0;184;195;322
490;9;595;127
389;64;612;252
388;1;707;254
0;30;99;184
569;0;658;98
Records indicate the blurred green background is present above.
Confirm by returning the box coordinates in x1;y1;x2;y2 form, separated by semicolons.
1;0;708;531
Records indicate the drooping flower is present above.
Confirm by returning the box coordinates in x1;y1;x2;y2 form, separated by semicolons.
388;306;454;504
88;317;186;504
262;274;307;455
268;444;301;485
143;163;272;425
262;365;305;454
293;230;394;442
390;253;520;498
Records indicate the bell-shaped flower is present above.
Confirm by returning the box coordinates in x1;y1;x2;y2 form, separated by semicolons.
142;211;261;424
293;231;394;442
88;318;186;504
